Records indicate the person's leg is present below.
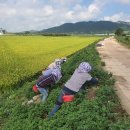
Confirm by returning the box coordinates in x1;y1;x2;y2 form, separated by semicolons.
48;90;64;117
38;87;48;102
49;88;75;117
48;105;61;117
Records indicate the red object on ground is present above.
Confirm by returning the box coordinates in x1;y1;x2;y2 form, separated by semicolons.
33;85;39;93
63;95;74;102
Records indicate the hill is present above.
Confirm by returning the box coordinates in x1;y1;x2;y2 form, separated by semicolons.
40;21;130;34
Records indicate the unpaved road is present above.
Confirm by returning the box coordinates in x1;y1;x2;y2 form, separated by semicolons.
97;37;130;115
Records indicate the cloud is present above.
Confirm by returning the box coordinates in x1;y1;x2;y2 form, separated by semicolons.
0;5;16;18
103;12;130;22
115;0;130;4
0;0;129;32
49;0;82;7
22;5;54;17
65;0;106;22
0;0;107;32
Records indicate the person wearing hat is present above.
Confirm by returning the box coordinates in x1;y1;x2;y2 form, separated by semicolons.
32;58;67;103
49;62;98;117
33;67;62;102
42;57;67;76
33;57;67;102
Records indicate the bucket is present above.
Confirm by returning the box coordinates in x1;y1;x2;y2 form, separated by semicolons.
33;85;39;93
63;95;74;102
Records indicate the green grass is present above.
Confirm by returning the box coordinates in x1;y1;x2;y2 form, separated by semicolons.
0;36;101;90
115;35;130;48
1;41;130;130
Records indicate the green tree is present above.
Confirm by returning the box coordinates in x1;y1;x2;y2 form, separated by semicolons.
24;31;30;34
115;28;124;36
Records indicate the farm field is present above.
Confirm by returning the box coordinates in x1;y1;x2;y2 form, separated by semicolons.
1;40;130;130
0;36;101;90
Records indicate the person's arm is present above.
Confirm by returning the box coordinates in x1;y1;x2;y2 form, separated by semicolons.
89;77;99;85
42;67;47;75
42;69;53;76
80;77;98;90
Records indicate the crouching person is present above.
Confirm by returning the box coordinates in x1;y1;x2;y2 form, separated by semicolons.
48;57;67;70
33;67;62;103
49;62;98;117
42;57;67;75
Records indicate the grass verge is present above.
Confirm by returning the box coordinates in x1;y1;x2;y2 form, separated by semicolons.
115;35;130;48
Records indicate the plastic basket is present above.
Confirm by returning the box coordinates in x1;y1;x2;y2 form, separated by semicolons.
63;95;74;102
33;85;39;93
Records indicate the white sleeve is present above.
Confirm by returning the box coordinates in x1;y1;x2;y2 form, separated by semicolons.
86;73;92;81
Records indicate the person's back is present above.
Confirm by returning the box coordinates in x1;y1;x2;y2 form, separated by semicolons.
65;68;92;92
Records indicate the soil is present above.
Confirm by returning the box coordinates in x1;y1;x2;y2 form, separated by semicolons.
87;87;98;100
97;37;130;115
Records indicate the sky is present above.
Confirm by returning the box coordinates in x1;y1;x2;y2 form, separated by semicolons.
0;0;130;32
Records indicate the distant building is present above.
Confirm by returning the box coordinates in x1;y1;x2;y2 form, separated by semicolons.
0;28;5;35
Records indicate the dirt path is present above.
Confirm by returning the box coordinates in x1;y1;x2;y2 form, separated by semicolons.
97;37;130;115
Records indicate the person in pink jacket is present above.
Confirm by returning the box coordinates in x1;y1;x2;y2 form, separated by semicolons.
49;62;98;117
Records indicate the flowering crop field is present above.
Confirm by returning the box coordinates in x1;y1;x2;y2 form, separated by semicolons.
0;36;101;90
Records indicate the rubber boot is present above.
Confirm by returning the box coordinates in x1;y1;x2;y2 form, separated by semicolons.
48;105;61;117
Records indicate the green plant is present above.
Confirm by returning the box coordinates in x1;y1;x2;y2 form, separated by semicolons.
1;39;130;130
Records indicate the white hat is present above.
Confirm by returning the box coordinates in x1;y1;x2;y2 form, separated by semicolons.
78;62;92;73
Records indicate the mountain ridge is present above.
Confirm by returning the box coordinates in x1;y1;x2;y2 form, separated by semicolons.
39;21;130;34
